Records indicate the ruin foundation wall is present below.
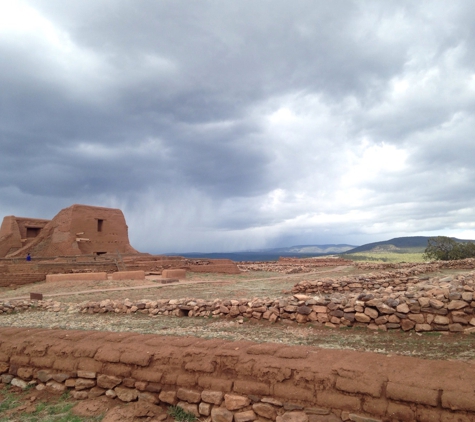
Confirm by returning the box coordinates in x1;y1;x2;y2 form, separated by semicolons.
0;327;474;421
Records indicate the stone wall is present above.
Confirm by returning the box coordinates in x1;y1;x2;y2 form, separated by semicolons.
0;327;474;421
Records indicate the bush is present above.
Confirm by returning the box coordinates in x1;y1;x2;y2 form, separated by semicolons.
423;236;475;261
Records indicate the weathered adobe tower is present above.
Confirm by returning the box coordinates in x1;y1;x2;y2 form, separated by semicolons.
0;204;138;258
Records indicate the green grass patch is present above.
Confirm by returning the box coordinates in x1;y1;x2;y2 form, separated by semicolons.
342;251;425;263
0;387;103;422
168;405;197;422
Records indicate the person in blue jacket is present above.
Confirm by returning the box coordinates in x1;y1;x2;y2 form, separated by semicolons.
26;253;31;261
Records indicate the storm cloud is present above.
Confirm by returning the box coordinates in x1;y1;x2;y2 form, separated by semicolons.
1;0;475;253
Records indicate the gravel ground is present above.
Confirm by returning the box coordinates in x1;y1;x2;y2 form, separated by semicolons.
1;308;475;361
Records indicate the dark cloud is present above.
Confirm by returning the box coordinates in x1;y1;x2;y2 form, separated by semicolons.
1;0;475;252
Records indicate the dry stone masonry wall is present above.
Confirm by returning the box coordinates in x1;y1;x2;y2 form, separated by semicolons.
3;265;475;334
1;327;475;422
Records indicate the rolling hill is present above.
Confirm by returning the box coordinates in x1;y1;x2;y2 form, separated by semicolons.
345;236;475;254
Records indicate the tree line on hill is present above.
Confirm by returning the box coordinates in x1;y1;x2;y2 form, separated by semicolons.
424;236;475;261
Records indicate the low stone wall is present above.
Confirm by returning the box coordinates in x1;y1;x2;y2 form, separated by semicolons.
111;270;145;280
2;291;475;334
46;272;108;282
0;327;473;421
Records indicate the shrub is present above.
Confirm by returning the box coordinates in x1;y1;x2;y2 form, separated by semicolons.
423;236;475;261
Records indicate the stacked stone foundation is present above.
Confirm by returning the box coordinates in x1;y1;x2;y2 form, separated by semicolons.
0;327;474;422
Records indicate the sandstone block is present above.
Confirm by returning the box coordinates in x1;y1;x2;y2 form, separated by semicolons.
276;411;308;422
77;370;96;379
225;393;251;410
75;378;96;390
396;303;410;313
46;380;67;393
408;313;424;324
199;402;212;416
415;323;432;332
159;390;177;405
449;323;464;332
115;386;138;402
355;313;371;323
253;402;277;420
434;315;449;325
138;391;159;404
71;390;88;400
348;414;382;422
177;401;200;417
97;374;122;389
364;308;378;319
448;300;468;310
418;297;430;308
442;390;475;412
88;387;105;398
400;319;415;331
177;388;201;403
11;377;28;390
211;407;234;422
17;367;33;380
201;390;224;405
235;410;257;422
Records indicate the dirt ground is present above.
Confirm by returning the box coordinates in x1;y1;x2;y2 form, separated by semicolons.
1;263;475;421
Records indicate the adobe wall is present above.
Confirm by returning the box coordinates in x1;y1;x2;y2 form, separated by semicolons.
0;216;50;258
4;204;138;258
0;327;474;421
46;273;108;282
111;271;145;280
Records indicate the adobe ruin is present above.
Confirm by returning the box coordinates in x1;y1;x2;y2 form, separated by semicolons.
0;204;138;258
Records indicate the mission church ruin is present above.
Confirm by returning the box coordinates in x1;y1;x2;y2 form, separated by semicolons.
0;204;138;258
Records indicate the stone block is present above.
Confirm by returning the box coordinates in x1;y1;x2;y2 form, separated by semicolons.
201;390;224;404
276;411;309;422
224;393;251;410
199;402;212;416
97;374;122;389
234;410;257;422
253;402;277;420
177;402;199;417
75;378;96;390
159;390;177;405
115;386;138;402
211;407;234;422
177;388;201;403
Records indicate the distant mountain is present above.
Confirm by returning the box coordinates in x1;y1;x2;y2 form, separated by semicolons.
170;244;358;262
263;244;357;254
345;236;475;254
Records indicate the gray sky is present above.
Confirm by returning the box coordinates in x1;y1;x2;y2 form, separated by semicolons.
1;0;475;253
